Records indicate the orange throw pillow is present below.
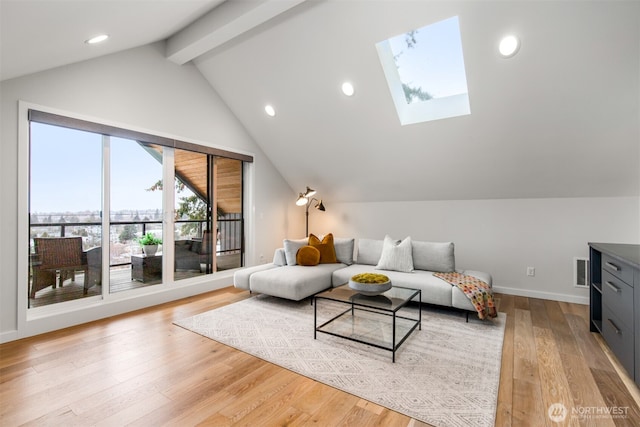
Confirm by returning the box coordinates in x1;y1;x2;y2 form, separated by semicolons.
309;233;338;264
296;245;321;266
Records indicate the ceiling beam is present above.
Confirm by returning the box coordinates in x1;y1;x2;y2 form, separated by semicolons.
166;0;307;65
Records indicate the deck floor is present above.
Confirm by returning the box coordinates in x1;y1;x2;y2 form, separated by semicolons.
29;254;241;308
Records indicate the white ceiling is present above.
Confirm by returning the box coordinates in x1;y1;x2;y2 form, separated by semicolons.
2;0;639;203
0;0;224;81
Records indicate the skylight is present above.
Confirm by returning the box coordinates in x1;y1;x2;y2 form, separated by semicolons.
376;16;470;125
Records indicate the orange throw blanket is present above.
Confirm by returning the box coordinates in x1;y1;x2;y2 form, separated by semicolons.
434;272;497;320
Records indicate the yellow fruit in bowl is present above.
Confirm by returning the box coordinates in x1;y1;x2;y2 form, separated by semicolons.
351;273;390;284
349;273;392;296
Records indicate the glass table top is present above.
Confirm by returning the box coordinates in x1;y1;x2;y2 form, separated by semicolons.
314;284;420;312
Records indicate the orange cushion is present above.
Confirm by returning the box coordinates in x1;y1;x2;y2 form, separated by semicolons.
309;233;338;264
296;245;320;266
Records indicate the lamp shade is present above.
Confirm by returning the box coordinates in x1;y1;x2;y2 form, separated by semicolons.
295;193;308;206
303;186;316;197
315;200;325;211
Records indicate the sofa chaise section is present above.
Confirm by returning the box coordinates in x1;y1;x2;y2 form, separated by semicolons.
233;262;280;291
250;263;346;301
233;246;347;301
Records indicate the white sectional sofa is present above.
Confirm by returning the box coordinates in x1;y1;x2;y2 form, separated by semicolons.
233;237;492;315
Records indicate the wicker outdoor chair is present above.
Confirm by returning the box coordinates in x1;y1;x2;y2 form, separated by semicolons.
30;237;88;298
174;230;214;273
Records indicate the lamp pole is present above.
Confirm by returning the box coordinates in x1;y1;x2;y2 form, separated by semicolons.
296;187;325;237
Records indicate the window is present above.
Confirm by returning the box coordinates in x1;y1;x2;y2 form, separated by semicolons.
376;16;470;125
27;110;251;308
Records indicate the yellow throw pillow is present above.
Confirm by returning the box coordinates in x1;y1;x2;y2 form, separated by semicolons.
309;233;338;264
296;245;321;266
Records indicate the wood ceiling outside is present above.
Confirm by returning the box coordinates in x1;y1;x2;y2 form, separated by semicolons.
150;145;242;214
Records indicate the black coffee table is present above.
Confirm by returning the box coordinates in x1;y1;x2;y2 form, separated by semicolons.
313;284;421;362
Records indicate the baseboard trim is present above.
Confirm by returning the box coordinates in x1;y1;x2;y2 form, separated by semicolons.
0;330;19;344
492;286;589;305
3;271;238;343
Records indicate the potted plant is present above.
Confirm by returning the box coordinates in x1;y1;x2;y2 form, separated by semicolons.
139;232;162;256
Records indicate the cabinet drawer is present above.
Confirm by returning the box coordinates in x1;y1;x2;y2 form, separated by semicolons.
602;254;634;285
602;270;634;328
602;306;635;377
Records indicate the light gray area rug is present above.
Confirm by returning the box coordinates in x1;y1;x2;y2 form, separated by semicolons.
174;295;506;427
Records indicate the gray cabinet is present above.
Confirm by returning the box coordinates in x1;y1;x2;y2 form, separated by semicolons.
589;243;640;387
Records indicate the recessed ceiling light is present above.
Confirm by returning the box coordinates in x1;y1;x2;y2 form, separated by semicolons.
341;82;355;96
85;34;109;44
499;35;520;58
264;105;276;117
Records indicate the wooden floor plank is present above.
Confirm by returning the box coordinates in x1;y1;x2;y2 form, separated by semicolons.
496;303;515;427
2;288;640;426
514;296;530;311
533;325;580;427
528;298;550;329
513;308;538;383
512;378;546;427
559;352;615;427
591;368;640;427
544;299;581;357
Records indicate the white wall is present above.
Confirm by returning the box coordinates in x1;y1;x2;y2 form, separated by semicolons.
314;197;640;304
0;42;297;341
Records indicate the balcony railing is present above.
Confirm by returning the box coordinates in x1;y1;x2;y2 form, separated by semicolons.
29;215;243;267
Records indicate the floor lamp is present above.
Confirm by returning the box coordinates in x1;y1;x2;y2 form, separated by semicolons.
295;186;326;237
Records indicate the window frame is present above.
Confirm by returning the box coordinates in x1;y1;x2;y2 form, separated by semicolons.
18;101;254;334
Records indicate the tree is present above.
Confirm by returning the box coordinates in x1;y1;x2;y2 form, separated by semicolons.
176;194;207;236
119;224;137;243
402;83;432;104
147;179;209;236
393;29;433;104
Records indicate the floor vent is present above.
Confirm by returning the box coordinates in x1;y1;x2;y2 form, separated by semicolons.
574;257;589;288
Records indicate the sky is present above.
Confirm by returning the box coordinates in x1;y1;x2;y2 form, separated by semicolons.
387;15;468;100
30;123;164;213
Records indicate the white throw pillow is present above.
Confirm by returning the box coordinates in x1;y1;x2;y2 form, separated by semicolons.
412;241;455;272
375;235;414;273
357;238;384;265
332;237;355;265
283;238;308;266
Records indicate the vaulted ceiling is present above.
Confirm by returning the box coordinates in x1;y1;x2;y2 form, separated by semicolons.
2;0;639;203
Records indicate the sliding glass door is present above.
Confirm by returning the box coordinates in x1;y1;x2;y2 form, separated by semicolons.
172;153;244;280
109;139;164;291
28;123;103;308
173;149;212;280
215;158;243;271
27;110;248;309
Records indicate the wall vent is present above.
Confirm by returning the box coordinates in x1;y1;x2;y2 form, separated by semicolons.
574;257;589;288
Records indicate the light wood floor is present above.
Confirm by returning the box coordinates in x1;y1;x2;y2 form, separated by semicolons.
2;287;640;426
